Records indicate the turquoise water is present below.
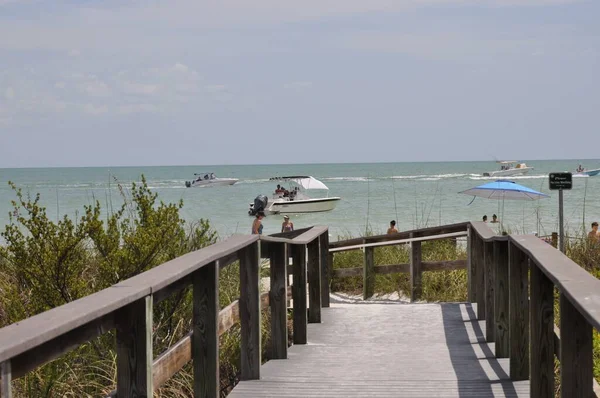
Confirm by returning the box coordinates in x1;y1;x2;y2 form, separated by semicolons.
1;160;599;240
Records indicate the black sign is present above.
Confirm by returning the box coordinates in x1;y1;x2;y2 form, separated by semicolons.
549;172;572;190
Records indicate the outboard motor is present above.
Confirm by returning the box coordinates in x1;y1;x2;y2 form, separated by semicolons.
248;195;268;216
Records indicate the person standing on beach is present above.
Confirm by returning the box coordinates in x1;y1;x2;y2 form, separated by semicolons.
281;215;294;232
387;220;398;234
588;222;599;243
252;212;265;235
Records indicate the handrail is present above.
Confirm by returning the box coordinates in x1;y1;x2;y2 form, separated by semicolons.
0;226;330;397
469;221;600;397
329;231;467;253
0;234;258;364
510;234;600;331
329;221;469;249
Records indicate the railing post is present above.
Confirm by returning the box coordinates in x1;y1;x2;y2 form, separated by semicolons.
270;242;288;359
192;261;219;398
116;296;153;397
292;244;308;344
319;232;331;308
1;361;11;398
410;232;422;302
560;294;593;398
239;242;261;380
363;240;374;300
494;240;509;358
307;239;321;323
467;225;475;302
530;262;554;398
476;235;486;320
508;241;529;381
484;241;495;342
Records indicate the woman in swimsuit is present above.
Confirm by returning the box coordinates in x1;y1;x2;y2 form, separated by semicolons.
281;215;294;233
252;212;265;235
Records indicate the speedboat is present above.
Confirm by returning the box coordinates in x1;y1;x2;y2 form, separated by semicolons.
248;176;340;215
482;161;533;177
185;173;238;188
573;165;600;177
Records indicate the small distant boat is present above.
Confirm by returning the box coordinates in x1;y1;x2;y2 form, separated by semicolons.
248;176;340;215
573;165;600;177
482;161;533;177
185;173;238;188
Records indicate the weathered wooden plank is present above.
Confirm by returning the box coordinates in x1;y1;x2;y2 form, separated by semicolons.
292;244;307;345
530;263;554;398
493;240;509;359
560;294;593;398
11;312;115;379
410;232;422;303
319;233;330;308
468;226;476;304
1;361;11;398
508;242;529;381
0;235;258;366
308;239;322;323
363;243;375;300
193;261;219;398
483;241;494;342
239;242;261;381
511;234;600;331
469;221;501;242
270;243;288;359
332;260;467;279
292;226;329;245
475;235;485;320
329;221;469;249
116;296;153;397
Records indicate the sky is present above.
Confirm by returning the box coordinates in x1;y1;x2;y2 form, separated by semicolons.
0;0;598;168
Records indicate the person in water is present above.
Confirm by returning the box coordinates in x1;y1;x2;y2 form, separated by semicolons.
252;211;265;235
281;215;294;233
588;222;599;243
387;220;398;234
482;215;488;223
491;214;499;223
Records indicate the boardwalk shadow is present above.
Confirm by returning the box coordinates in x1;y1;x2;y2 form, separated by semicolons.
440;303;519;398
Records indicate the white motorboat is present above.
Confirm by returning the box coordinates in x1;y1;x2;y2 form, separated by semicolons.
482;161;533;177
248;176;340;215
185;173;238;188
573;165;600;177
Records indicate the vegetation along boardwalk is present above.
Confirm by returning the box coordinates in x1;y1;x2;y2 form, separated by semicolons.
229;302;529;397
0;221;599;397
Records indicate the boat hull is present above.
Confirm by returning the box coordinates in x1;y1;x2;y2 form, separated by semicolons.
266;197;341;214
574;168;600;177
482;167;533;177
187;178;238;188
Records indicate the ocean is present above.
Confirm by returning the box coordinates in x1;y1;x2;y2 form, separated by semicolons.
1;160;599;240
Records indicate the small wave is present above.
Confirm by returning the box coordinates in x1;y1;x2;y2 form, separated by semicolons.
323;177;372;182
391;173;467;180
236;179;270;184
469;174;548;180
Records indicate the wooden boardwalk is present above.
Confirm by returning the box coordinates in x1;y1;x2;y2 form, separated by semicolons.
230;302;529;397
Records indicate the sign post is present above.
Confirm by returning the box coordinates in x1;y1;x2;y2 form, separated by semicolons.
549;172;573;253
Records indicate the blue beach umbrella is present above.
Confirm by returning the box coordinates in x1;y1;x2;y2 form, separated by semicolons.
459;180;550;201
459;180;550;231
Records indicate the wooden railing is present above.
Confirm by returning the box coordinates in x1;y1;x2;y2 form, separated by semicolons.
3;220;600;398
0;226;330;398
469;221;600;398
329;222;469;301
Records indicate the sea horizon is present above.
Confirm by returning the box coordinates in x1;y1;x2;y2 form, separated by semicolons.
1;159;599;240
